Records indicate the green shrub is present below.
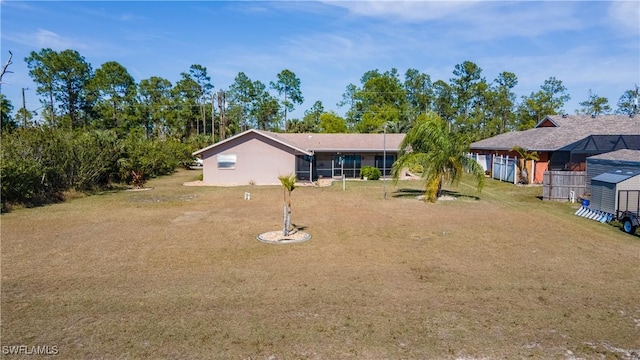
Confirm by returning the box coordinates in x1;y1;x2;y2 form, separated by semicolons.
1;126;194;210
69;130;120;190
2;128;59;209
360;166;381;180
117;129;192;187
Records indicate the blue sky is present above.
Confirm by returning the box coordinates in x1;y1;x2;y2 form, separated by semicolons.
1;1;639;120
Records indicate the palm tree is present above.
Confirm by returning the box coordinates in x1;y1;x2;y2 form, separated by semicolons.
510;146;539;184
278;173;296;236
392;112;484;202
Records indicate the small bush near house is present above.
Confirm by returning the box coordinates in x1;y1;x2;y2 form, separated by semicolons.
360;166;381;180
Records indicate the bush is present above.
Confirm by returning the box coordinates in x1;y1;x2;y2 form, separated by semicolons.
360;166;381;180
2;128;62;210
1;126;194;210
69;130;120;190
117;129;192;188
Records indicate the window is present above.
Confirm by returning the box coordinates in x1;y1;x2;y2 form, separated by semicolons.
375;155;395;176
217;154;236;169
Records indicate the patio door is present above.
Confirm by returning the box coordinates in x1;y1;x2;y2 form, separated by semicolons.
375;155;395;176
295;155;316;181
333;155;361;178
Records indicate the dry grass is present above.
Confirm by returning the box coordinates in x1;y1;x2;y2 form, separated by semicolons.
1;169;639;359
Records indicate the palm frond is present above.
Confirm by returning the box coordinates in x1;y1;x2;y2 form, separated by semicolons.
392;112;484;200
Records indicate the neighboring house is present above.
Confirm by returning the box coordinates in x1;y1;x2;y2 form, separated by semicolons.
192;129;405;186
470;114;640;183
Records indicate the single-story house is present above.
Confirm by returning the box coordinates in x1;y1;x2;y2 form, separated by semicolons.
192;129;406;186
470;114;640;183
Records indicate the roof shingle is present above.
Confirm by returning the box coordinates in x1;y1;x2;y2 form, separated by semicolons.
193;129;406;156
471;115;640;151
587;149;640;162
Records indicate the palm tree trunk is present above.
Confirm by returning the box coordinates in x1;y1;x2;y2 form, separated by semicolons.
521;168;529;184
282;202;289;236
286;204;292;236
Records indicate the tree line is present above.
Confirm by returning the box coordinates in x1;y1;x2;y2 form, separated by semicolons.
0;48;637;210
1;48;637;138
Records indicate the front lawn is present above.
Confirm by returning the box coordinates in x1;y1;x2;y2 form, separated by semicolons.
1;170;638;359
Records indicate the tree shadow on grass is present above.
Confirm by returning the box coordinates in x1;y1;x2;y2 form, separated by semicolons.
441;189;480;201
291;223;308;231
392;188;424;198
392;188;480;201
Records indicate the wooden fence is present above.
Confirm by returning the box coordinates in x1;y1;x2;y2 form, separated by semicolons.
542;171;586;201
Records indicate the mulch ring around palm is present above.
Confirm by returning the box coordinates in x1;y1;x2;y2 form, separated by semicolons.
256;230;311;244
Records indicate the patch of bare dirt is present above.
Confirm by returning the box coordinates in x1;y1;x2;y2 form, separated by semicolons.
171;211;210;226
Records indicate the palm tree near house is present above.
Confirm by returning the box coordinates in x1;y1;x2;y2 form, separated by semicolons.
392;112;485;202
278;173;296;237
510;146;539;184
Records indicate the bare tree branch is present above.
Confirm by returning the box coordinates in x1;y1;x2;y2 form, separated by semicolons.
0;50;14;86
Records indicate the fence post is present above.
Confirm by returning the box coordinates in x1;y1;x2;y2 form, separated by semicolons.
503;155;508;182
491;154;495;179
513;156;517;184
531;160;535;184
549;171;553;200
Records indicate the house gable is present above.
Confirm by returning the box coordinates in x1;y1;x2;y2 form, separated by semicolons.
198;131;308;186
535;116;560;128
193;129;312;157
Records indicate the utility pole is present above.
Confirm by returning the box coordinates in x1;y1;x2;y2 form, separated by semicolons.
218;91;226;140
211;92;215;141
383;124;387;199
201;94;206;136
634;84;639;116
22;87;28;128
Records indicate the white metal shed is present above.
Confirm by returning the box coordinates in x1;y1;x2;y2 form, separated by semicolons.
590;169;640;215
586;149;640;194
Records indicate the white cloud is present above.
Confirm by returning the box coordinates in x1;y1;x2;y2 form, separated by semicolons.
475;45;638;112
324;1;587;41
282;32;376;65
34;29;74;49
4;29;87;51
457;2;584;40
324;1;482;22
607;1;640;34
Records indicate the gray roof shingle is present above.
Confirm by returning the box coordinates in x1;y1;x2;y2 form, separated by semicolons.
587;149;640;162
193;129;406;156
471;115;640;151
263;131;406;152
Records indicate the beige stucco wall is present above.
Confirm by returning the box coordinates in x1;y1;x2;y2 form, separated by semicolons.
201;133;298;186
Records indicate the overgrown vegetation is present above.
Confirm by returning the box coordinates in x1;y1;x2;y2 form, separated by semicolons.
0;127;195;211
